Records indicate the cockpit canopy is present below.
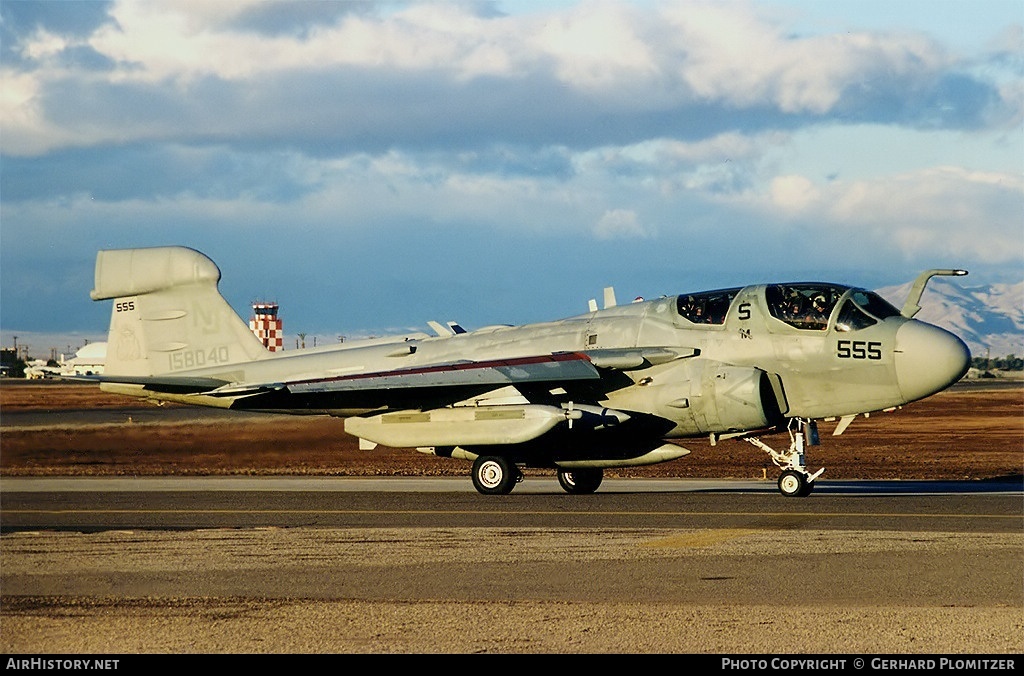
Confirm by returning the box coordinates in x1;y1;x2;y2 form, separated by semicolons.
676;288;741;325
674;284;902;332
766;284;843;331
834;289;902;332
766;284;901;331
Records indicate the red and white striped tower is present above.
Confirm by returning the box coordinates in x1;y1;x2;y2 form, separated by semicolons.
250;302;283;351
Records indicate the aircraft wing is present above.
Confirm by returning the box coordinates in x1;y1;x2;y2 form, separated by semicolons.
72;348;694;410
282;352;601;395
84;351;605;412
217;347;696;398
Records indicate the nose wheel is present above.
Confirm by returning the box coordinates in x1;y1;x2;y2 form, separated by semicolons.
744;419;824;497
777;469;814;497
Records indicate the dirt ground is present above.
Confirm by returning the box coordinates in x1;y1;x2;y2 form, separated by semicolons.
2;380;1021;481
2;381;1022;656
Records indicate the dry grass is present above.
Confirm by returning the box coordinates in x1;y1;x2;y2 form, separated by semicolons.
2;381;1021;481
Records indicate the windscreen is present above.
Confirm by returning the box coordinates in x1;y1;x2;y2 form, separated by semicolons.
676;288;741;325
766;284;846;331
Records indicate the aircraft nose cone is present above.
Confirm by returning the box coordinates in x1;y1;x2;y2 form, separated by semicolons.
894;320;971;402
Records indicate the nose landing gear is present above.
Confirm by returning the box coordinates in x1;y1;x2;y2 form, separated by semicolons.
743;418;825;497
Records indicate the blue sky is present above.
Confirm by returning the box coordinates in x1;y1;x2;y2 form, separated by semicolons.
2;0;1021;357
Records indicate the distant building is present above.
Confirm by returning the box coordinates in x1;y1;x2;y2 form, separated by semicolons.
250;302;283;351
1;347;21;377
61;342;106;376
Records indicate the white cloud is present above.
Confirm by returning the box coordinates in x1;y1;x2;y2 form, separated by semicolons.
0;69;71;155
594;208;651;239
532;3;656;90
759;166;1024;263
660;2;949;113
19;28;70;60
770;175;820;212
84;1;525;83
587;132;785;169
3;0;988;157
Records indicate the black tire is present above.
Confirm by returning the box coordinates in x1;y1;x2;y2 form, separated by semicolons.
778;469;809;497
557;468;603;494
471;456;517;495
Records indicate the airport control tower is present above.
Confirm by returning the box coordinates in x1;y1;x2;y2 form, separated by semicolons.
250;302;283;351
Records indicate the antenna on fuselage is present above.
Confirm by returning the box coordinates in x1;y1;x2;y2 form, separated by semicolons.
588;287;618;312
603;287;617;309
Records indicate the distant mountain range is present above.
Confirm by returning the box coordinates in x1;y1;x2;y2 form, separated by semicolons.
877;278;1024;360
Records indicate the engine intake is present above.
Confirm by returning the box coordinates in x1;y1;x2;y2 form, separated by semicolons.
616;360;785;436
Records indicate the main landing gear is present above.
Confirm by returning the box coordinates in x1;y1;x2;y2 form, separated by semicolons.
470;455;605;495
743;418;825;497
556;468;603;495
471;455;522;495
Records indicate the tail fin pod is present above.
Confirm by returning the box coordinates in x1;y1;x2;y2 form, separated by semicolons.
92;247;267;377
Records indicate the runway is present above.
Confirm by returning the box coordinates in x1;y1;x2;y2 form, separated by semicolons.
1;476;1022;532
2;477;1022;653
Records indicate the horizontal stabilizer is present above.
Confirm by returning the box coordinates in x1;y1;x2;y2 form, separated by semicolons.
90;246;221;300
65;373;229;394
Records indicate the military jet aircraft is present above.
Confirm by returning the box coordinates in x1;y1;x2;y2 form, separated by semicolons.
84;246;970;497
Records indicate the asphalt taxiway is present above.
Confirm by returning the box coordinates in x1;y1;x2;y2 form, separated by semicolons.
2;475;1021;532
2;476;1021;653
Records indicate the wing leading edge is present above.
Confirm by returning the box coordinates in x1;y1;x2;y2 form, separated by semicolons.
79;349;696;409
284;352;601;395
90;352;603;406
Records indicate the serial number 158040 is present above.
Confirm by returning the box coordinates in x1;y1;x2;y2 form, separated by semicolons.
169;346;230;370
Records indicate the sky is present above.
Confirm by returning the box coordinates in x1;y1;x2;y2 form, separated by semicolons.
1;0;1021;357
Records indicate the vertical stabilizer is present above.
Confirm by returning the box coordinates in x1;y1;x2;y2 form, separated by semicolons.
91;247;268;377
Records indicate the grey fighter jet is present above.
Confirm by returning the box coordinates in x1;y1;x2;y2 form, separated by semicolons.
85;246;970;497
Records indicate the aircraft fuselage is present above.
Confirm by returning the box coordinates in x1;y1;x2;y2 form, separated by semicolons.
89;246;970;496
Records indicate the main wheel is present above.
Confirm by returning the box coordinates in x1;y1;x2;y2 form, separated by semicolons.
557;468;603;494
778;469;810;497
471;456;518;495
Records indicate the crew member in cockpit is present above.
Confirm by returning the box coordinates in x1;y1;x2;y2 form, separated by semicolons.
782;289;804;321
803;294;830;329
679;295;705;323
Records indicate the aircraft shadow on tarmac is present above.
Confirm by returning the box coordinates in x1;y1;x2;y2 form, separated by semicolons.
694;475;1024;495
